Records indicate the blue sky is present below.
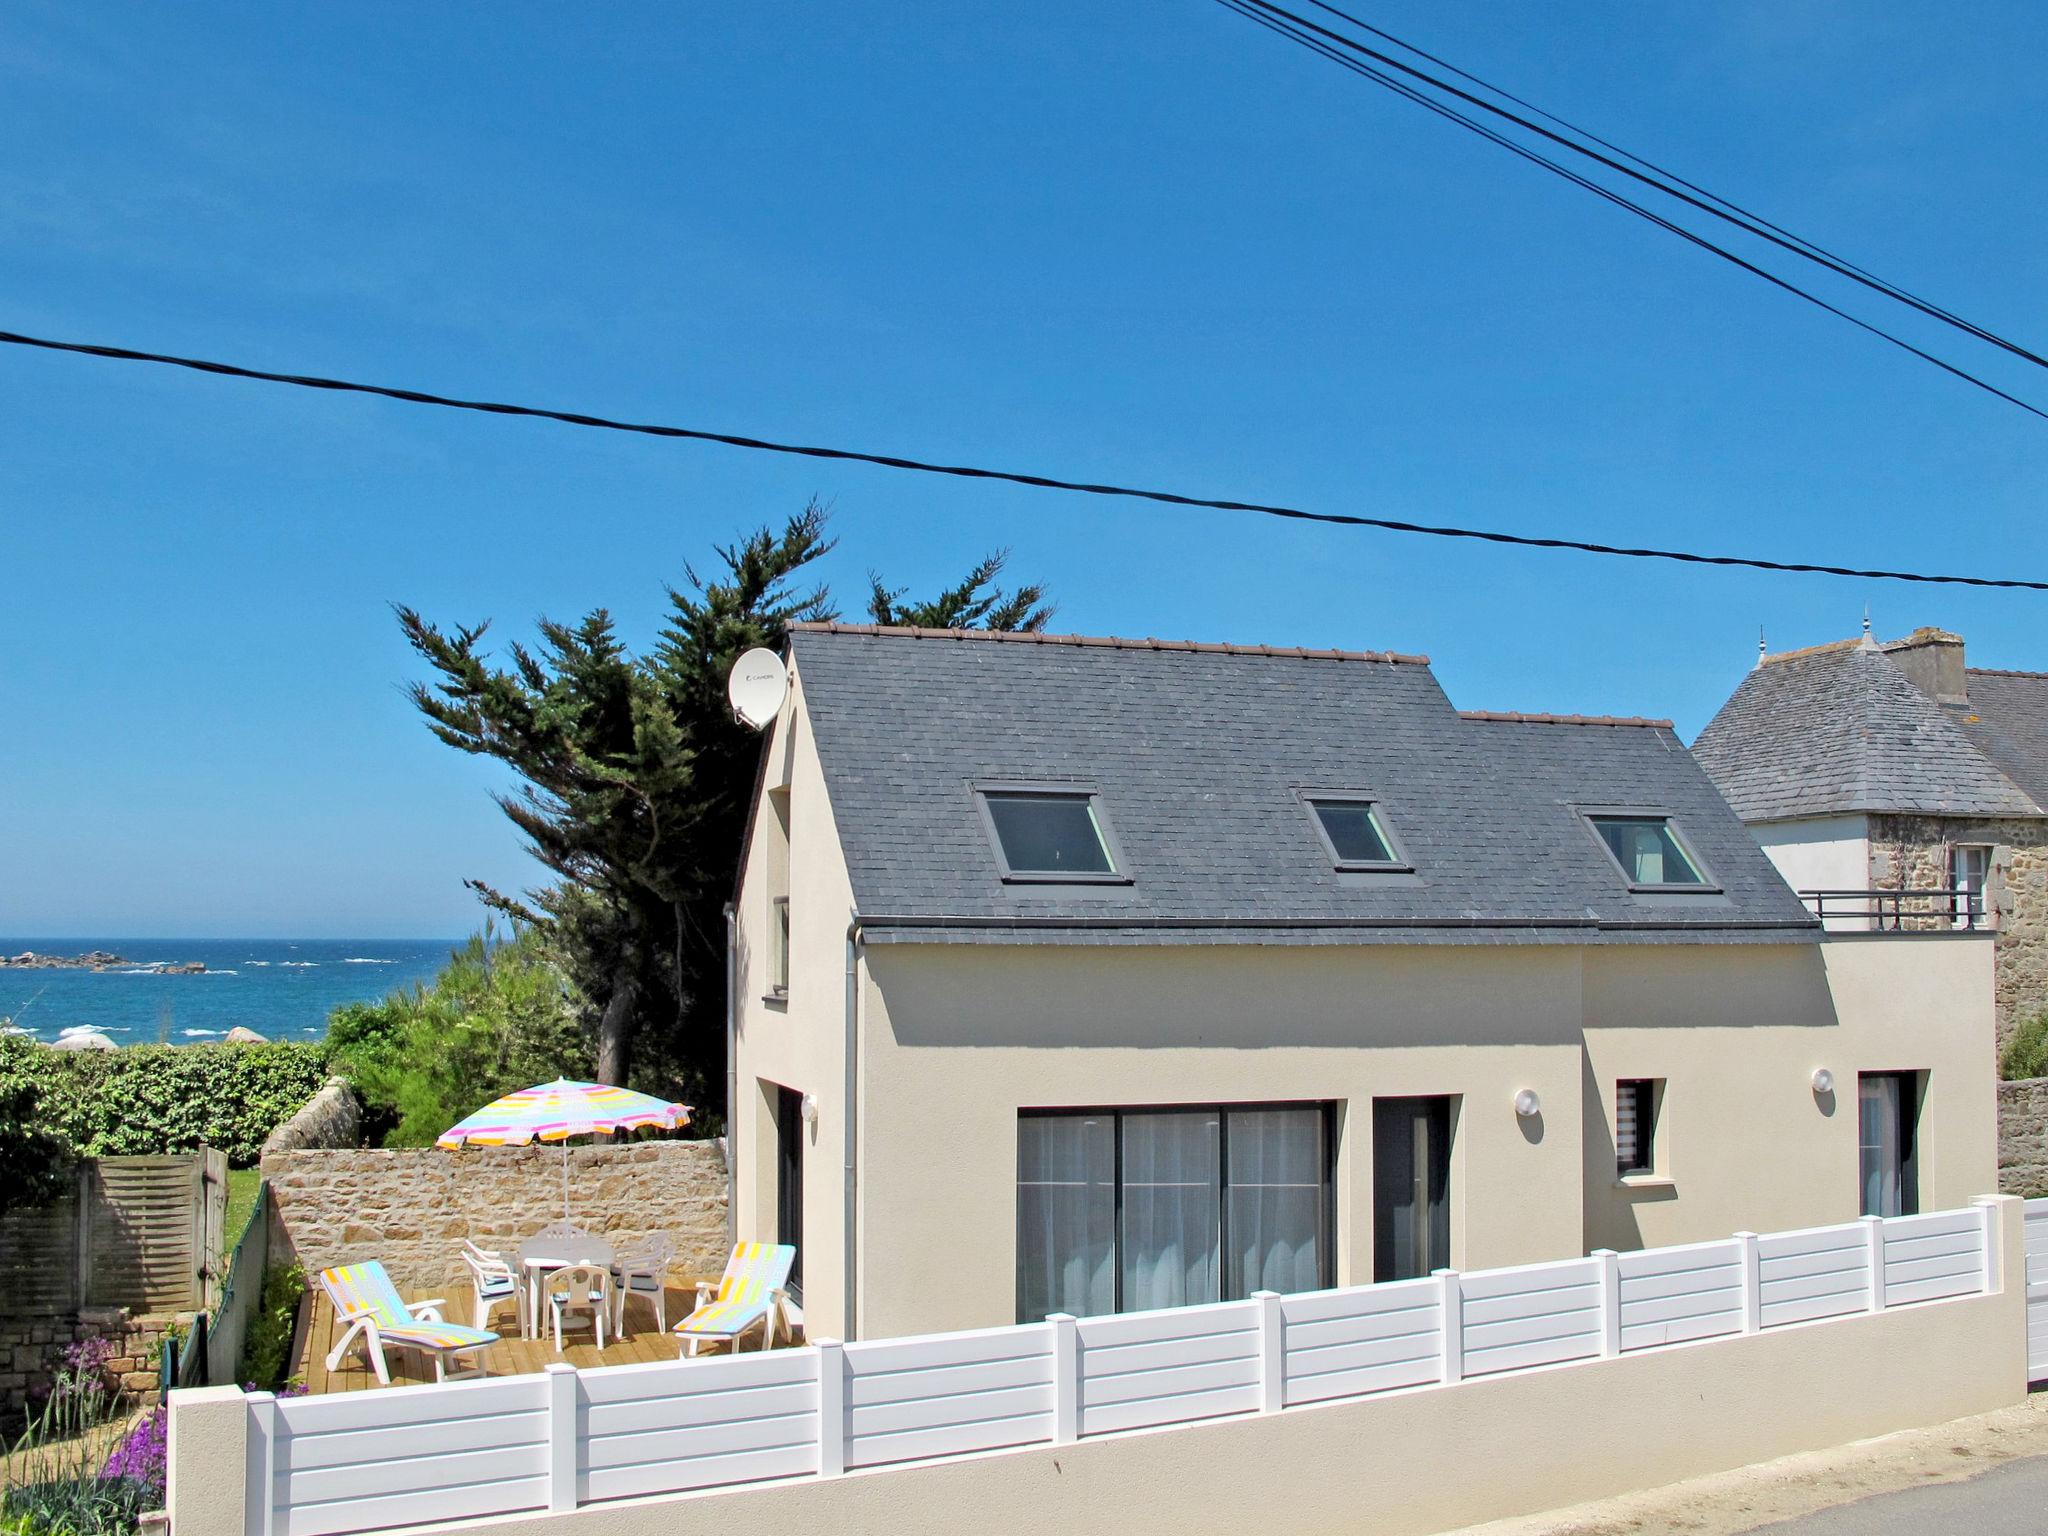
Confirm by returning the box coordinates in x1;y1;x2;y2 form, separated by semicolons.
3;1;2045;937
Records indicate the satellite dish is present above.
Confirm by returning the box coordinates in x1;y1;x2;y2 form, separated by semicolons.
727;647;789;730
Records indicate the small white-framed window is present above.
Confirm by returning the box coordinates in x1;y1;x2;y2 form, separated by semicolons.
1950;844;1991;930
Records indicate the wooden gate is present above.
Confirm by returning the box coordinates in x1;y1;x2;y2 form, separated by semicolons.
0;1149;227;1315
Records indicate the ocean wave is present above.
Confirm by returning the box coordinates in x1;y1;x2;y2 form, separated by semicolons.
341;957;397;964
278;962;318;969
61;1023;129;1036
245;961;270;967
181;1028;225;1037
203;969;239;976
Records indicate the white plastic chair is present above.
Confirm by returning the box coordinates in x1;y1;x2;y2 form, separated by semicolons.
611;1232;677;1336
546;1262;611;1352
460;1239;524;1332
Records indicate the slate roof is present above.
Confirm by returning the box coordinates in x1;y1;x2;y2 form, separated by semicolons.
1692;641;2042;822
1953;669;2048;812
786;625;1818;946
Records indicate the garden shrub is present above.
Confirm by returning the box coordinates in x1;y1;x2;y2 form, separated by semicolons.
2000;1009;2048;1081
2;1339;151;1536
237;1263;307;1393
327;928;591;1148
0;1036;328;1168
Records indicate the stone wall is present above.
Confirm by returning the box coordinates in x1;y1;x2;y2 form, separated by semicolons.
261;1140;729;1294
1998;1077;2048;1197
0;1307;187;1430
1869;813;2048;1051
260;1077;361;1156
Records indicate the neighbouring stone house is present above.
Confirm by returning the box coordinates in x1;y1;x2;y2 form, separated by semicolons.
1694;625;2048;1053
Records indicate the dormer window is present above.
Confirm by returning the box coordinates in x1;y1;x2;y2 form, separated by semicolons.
1586;814;1711;890
976;785;1127;883
1301;793;1409;872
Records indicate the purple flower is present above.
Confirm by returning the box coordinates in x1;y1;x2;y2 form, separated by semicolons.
100;1405;169;1497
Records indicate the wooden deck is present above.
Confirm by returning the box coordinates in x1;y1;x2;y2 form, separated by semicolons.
292;1277;800;1392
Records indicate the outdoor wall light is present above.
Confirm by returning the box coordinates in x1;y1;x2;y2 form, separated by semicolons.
1514;1089;1541;1118
1811;1068;1835;1096
800;1093;820;1126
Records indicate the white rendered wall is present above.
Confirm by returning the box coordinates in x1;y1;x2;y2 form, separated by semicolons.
1752;816;1870;929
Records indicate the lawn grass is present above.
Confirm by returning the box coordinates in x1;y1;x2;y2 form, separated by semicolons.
223;1166;262;1247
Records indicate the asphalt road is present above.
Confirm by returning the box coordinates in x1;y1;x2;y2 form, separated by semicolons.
1748;1454;2048;1534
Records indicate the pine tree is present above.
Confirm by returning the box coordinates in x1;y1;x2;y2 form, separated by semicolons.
398;503;1050;1106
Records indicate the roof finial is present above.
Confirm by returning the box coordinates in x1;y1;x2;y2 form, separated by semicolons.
1858;604;1877;650
1756;626;1766;669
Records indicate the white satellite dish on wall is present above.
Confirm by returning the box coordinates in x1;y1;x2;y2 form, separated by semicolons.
727;647;789;730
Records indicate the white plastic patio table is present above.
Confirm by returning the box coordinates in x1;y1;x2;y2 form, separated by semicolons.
517;1232;617;1340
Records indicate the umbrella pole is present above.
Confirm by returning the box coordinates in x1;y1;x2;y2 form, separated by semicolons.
563;1145;571;1221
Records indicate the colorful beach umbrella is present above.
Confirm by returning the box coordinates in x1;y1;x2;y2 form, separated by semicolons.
438;1078;692;1218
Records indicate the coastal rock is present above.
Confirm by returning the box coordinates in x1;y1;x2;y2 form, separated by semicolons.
224;1025;268;1044
2;950;130;970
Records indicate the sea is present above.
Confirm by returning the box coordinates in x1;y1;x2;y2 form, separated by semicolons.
0;938;458;1046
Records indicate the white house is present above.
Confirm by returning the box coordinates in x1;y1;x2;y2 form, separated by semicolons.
728;623;1997;1342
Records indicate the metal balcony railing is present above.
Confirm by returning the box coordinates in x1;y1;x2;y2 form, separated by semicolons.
1799;888;1992;932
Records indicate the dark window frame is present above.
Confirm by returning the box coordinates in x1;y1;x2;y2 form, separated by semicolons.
1614;1078;1661;1178
1296;789;1414;873
973;780;1132;885
1015;1101;1337;1320
1575;806;1722;894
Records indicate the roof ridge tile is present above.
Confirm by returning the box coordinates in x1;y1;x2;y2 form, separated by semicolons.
789;621;1429;665
1459;709;1674;729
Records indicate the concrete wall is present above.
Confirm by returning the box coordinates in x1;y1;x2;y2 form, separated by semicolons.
167;1199;2030;1536
1868;812;2048;1050
261;1141;728;1294
1753;815;1869;930
727;661;857;1338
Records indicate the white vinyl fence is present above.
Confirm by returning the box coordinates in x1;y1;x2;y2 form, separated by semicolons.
2025;1197;2048;1380
235;1203;2000;1536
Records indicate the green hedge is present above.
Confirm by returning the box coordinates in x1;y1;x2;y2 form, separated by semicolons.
1;1038;329;1167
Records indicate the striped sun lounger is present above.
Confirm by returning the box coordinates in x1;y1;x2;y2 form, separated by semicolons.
319;1261;500;1384
674;1242;796;1357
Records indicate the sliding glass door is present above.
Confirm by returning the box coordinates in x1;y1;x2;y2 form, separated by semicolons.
1016;1104;1331;1321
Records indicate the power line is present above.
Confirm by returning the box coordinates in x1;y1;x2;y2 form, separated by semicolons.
1215;0;2048;423
1212;0;2048;415
1234;0;2048;375
2;325;2040;591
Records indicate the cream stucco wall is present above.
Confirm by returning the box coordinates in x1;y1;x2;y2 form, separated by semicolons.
727;663;857;1339
836;934;1994;1339
1580;937;1996;1251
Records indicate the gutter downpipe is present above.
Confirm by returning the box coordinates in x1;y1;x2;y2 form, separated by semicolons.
723;902;738;1249
844;910;862;1341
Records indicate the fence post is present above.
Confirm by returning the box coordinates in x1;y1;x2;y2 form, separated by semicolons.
1435;1269;1463;1386
1591;1250;1621;1358
1863;1215;1887;1312
1735;1232;1761;1334
1251;1291;1284;1412
168;1386;258;1536
244;1389;278;1536
1973;1195;2004;1294
1046;1314;1079;1443
544;1363;578;1512
815;1339;846;1477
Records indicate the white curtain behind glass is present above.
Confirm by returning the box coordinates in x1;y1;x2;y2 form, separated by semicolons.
1227;1108;1322;1296
1016;1116;1114;1320
1859;1075;1903;1218
1120;1112;1221;1310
